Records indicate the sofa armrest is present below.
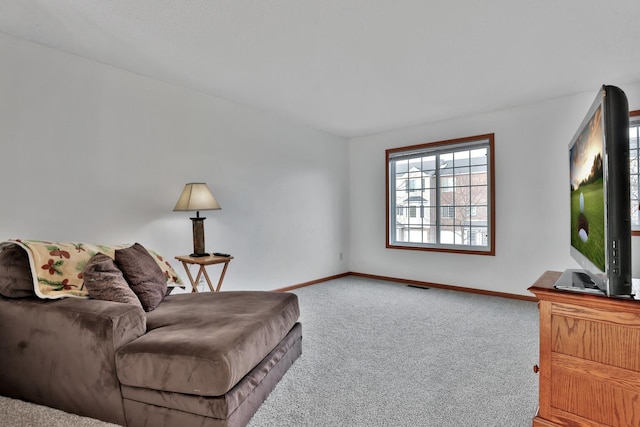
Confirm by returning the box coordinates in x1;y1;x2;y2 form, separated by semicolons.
0;296;146;425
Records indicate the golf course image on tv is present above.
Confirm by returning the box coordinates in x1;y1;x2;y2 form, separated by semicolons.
570;178;605;272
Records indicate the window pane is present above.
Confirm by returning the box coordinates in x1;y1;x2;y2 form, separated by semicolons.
426;205;437;226
471;165;488;184
440;176;454;193
395;224;408;242
457;164;471;174
631;117;640;230
470;148;488;163
455;171;471;186
470;227;488;246
454;207;469;225
441;152;453;164
454;185;472;207
631;201;639;226
453;227;465;245
408;158;421;172
470;185;486;204
439;226;455;244
471;206;488;224
422;155;437;171
630;127;639;149
453;150;470;168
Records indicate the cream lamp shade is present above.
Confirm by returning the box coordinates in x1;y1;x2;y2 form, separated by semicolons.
173;183;221;213
173;183;221;257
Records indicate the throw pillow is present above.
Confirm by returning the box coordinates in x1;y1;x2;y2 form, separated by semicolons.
145;247;184;287
115;243;167;312
0;244;35;298
82;253;142;308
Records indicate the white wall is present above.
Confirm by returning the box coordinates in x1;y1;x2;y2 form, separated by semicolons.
349;82;640;296
4;32;640;298
0;33;350;291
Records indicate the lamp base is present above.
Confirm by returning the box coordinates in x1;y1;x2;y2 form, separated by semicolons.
190;252;209;258
190;216;207;258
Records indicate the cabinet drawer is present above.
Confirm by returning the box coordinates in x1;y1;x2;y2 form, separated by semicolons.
551;363;640;426
551;307;640;372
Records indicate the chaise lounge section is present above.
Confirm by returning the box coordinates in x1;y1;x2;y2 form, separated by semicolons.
117;292;301;427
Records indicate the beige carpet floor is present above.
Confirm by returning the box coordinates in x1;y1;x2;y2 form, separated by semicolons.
0;276;539;426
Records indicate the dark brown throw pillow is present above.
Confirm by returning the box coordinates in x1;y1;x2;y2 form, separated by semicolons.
115;243;167;312
83;253;142;308
0;244;34;298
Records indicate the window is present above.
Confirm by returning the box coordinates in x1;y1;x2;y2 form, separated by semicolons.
630;111;640;235
441;206;455;218
386;134;495;255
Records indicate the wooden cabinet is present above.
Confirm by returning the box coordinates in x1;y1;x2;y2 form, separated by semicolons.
529;271;640;426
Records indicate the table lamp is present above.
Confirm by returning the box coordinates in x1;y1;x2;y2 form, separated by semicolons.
173;183;221;257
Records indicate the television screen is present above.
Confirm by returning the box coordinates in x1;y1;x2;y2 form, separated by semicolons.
556;85;631;297
569;105;605;273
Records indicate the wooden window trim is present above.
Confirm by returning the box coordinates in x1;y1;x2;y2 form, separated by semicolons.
386;133;496;256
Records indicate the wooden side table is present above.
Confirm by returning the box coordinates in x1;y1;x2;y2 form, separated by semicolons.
175;254;233;292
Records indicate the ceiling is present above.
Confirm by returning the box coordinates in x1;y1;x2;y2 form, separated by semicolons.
2;1;640;138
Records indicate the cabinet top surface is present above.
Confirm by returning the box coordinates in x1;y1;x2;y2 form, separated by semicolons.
529;271;640;309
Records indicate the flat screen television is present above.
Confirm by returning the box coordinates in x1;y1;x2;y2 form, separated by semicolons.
554;85;632;297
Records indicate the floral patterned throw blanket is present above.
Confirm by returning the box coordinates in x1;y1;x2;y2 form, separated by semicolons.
0;239;183;299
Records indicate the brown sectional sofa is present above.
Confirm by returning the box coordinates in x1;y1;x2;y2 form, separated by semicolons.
0;242;301;426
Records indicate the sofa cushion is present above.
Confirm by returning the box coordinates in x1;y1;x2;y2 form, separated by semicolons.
115;243;167;312
115;291;300;396
0;244;34;298
83;253;143;308
120;323;302;422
